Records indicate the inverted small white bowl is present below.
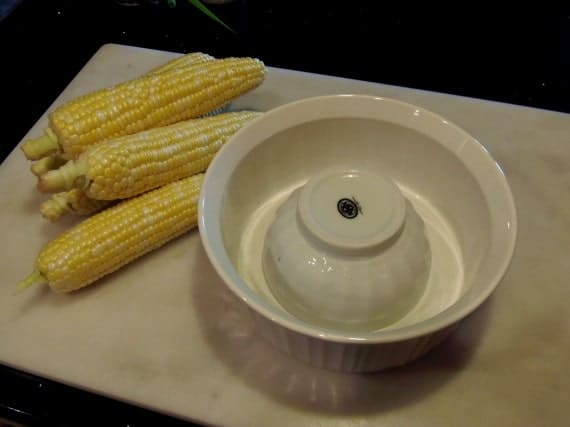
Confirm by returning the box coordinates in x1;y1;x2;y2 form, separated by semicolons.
262;168;431;332
198;94;517;372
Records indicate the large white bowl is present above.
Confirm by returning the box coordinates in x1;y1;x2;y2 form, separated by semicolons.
198;94;517;372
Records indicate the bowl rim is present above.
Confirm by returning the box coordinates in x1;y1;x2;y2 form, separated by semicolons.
198;94;518;344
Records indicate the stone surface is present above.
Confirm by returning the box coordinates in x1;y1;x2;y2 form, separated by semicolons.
0;44;568;427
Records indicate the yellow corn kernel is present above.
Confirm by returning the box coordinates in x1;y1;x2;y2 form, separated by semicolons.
38;111;261;199
40;189;112;222
21;56;266;160
17;173;203;293
24;53;213;167
147;52;215;75
30;153;68;177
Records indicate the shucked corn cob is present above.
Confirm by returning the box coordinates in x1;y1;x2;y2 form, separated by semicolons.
26;52;215;178
38;111;261;199
40;189;113;222
17;173;204;293
21;56;265;160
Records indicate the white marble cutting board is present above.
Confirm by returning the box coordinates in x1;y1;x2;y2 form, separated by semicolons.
1;43;569;427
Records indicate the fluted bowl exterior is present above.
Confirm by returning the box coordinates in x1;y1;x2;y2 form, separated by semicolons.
250;309;456;372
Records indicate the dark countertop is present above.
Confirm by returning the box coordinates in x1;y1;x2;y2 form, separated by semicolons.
1;1;569;425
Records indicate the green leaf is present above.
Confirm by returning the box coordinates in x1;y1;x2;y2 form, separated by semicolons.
186;0;236;33
167;0;177;7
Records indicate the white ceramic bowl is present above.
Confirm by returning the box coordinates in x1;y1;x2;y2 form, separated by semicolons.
262;168;431;332
198;94;517;372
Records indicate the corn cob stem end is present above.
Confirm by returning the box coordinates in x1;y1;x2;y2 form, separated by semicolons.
21;129;60;161
40;193;69;222
15;269;47;294
30;154;67;177
38;159;88;194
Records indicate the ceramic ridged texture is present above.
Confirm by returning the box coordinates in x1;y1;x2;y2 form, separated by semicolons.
48;56;266;158
252;310;455;372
